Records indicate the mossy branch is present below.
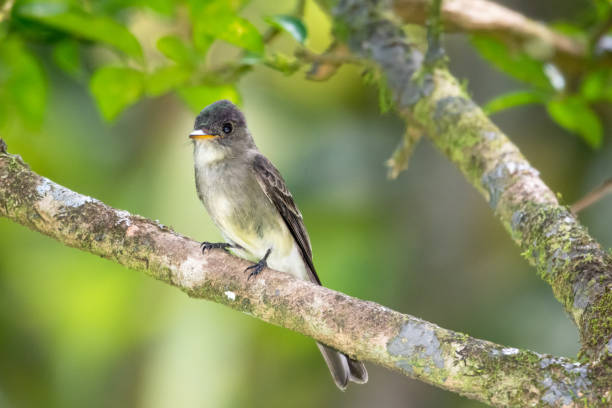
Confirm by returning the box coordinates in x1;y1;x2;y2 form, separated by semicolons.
2;144;612;406
323;0;612;362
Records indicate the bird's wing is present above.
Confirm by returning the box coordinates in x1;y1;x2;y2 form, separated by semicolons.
252;154;321;285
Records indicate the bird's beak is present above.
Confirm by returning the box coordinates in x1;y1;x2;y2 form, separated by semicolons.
189;129;216;139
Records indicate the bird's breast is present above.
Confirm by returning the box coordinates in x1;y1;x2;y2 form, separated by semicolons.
195;162;298;267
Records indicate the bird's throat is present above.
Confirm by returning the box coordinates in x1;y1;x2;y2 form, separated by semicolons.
193;141;228;166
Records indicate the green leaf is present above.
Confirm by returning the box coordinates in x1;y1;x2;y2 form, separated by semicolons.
483;90;547;115
52;39;82;77
265;15;307;44
189;0;263;54
378;79;393;113
157;35;196;66
200;15;263;53
192;33;214;54
177;85;241;113
141;0;176;16
146;65;192;97
17;3;143;61
471;35;552;90
0;37;47;127
550;22;587;37
581;69;612;102
546;97;603;148
90;66;144;121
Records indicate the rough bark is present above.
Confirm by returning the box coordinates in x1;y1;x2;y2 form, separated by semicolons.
1;1;611;406
1;145;612;407
323;0;612;361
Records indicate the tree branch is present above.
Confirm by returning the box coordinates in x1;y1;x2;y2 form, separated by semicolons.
392;0;587;73
571;178;612;214
0;0;15;23
324;0;612;361
1;143;611;407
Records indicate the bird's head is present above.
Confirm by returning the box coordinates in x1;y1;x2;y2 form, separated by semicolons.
189;100;251;149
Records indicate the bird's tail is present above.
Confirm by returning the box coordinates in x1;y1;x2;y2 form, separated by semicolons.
316;342;368;390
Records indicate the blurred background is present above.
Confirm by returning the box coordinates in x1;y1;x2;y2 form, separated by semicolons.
0;0;610;407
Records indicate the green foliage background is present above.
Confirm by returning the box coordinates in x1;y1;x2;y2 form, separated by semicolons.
0;0;611;407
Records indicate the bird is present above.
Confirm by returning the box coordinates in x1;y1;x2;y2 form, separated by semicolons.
189;99;368;390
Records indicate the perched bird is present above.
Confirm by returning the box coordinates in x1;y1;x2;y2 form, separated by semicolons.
189;99;368;390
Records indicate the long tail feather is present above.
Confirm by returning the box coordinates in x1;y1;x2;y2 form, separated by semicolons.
316;342;368;390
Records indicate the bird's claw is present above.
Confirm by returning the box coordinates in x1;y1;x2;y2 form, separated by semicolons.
245;260;267;280
200;241;231;253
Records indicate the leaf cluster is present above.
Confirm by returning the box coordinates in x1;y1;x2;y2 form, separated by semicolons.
0;0;308;126
473;0;612;148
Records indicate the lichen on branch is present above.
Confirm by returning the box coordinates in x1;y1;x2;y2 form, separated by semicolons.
325;0;612;362
2;142;611;407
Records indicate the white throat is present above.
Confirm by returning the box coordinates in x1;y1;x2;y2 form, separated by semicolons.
193;140;228;166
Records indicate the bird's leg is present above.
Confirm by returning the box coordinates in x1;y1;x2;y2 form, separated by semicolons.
200;241;232;253
245;248;271;280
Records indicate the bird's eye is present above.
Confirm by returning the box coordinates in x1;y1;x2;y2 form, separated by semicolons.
222;123;233;134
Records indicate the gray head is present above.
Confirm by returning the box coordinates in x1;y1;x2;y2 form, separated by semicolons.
189;100;254;153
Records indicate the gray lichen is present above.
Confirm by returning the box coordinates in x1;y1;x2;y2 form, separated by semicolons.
539;358;591;406
333;0;433;109
36;177;97;208
433;96;477;133
387;320;445;374
481;161;536;209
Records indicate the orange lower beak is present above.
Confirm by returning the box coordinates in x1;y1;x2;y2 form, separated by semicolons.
189;129;216;139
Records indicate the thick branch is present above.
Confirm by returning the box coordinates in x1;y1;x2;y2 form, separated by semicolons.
393;0;587;73
327;0;612;361
1;146;610;406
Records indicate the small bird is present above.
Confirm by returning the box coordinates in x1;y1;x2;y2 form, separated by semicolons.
189;100;368;390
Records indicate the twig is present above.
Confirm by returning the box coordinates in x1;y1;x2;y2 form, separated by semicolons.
385;125;423;179
392;0;588;74
295;43;359;81
0;0;16;23
295;47;359;65
571;178;612;214
424;0;446;66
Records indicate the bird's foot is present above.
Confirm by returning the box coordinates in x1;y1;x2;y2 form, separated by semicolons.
200;241;231;253
245;248;271;281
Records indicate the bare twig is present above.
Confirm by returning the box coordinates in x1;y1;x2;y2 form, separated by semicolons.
295;46;359;65
571;178;612;214
1;143;610;407
385;125;423;179
393;0;588;73
0;0;16;23
295;43;359;81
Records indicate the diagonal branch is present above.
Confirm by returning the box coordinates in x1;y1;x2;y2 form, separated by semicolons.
392;0;587;73
324;0;612;360
0;0;16;23
571;178;612;214
1;143;611;407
